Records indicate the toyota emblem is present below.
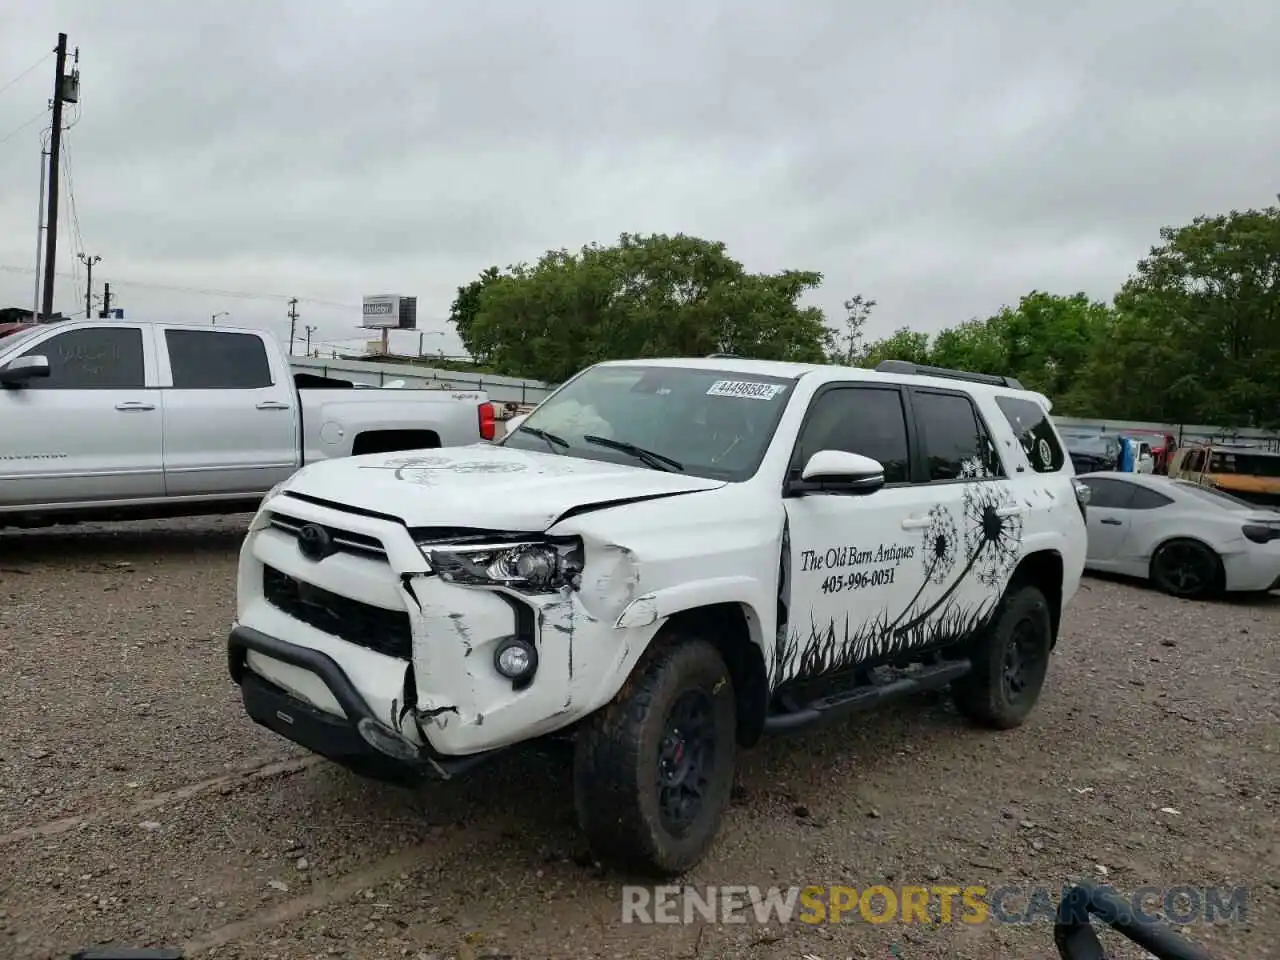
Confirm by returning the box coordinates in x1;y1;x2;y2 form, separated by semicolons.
296;523;335;562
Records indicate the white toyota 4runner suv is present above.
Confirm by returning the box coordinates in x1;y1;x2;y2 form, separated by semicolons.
228;357;1089;876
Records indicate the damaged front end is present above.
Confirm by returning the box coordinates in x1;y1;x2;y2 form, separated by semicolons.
230;497;654;782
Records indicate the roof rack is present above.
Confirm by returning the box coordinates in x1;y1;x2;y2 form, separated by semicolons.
874;359;1024;390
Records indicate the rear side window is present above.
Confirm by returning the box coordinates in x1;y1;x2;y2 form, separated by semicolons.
1082;477;1136;509
166;330;272;389
911;389;1004;481
994;396;1065;473
1129;486;1174;509
1209;451;1280;478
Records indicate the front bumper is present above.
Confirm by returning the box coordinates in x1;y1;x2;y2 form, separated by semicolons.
233;493;653;759
229;625;501;782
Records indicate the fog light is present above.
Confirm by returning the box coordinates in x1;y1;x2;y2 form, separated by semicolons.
356;717;421;763
494;638;538;685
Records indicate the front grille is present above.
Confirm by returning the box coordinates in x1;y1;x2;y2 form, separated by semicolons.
268;512;386;558
262;565;412;660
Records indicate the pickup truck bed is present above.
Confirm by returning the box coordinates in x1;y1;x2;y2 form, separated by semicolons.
0;320;494;528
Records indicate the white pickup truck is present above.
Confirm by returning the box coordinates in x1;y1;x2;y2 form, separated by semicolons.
0;319;495;528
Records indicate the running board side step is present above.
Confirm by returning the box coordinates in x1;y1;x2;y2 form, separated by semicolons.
763;659;972;734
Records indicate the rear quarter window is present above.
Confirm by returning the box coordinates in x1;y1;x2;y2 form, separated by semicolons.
994;396;1065;473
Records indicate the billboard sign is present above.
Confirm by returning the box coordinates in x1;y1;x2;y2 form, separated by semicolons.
362;295;399;329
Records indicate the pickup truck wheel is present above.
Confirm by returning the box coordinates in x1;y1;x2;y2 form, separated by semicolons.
573;637;736;877
951;583;1052;730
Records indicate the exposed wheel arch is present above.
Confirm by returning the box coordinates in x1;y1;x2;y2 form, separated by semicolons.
655;602;770;749
1007;550;1064;648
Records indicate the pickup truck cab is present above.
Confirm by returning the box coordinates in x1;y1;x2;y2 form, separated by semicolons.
0;320;494;527
228;356;1088;876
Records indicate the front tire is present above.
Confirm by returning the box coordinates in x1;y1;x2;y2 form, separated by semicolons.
573;637;736;877
1150;539;1221;600
952;584;1053;730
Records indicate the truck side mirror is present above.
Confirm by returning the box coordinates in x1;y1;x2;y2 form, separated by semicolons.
0;354;50;386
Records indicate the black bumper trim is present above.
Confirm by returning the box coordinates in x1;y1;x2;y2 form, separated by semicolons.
227;624;502;780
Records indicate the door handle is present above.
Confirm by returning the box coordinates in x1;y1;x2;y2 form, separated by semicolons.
1100;517;1122;526
256;401;290;410
995;505;1025;518
114;401;155;411
901;516;931;530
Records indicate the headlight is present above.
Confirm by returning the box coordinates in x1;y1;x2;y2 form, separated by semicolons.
424;538;583;593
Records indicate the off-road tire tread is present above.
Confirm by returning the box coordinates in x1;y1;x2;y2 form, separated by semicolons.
573;635;735;878
952;583;1052;731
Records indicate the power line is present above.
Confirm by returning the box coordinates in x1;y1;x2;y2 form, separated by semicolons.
0;262;360;310
0;107;48;145
62;135;86;252
0;49;54;99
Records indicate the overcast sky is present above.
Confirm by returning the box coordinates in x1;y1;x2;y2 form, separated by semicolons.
1;1;1277;371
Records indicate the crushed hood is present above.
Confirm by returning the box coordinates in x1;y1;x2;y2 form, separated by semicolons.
279;443;726;531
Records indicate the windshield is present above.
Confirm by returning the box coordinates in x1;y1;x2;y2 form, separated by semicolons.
0;326;45;353
1064;435;1118;457
1207;450;1280;478
1174;481;1260;511
501;364;795;481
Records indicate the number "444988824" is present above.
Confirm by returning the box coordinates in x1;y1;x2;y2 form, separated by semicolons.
819;567;897;594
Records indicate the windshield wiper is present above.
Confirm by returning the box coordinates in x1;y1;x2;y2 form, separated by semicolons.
583;435;684;472
517;425;569;452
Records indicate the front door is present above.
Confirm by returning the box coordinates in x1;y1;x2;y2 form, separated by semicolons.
1080;476;1137;562
778;383;924;686
0;324;163;507
158;328;299;496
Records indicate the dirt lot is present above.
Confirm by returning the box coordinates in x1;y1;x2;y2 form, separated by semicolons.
1;518;1276;960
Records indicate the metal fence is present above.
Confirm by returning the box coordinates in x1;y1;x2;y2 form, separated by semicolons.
289;356;556;406
1052;416;1280;452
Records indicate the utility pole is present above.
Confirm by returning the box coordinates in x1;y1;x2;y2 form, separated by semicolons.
304;324;316;356
41;34;78;322
99;281;111;318
78;252;100;318
211;311;229;325
287;298;299;356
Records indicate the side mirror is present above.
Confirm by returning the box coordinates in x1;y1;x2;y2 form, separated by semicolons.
790;450;885;495
0;354;50;386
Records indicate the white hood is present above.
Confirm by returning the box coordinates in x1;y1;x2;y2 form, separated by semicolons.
281;444;726;530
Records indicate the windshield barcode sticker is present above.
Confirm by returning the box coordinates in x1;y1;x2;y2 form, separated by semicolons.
706;380;786;400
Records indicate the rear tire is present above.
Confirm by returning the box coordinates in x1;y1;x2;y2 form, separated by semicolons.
1150;539;1221;601
573;637;736;877
952;584;1053;730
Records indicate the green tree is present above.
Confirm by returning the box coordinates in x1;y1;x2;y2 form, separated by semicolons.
451;233;833;382
829;294;877;365
860;327;932;368
447;266;502;364
1074;206;1280;427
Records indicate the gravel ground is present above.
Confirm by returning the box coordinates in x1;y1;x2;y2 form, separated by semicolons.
1;517;1276;960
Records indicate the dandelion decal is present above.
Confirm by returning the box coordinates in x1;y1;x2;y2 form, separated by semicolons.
959;455;989;480
921;504;959;586
962;480;1025;587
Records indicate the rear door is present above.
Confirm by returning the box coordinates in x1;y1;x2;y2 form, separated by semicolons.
0;323;163;506
158;328;299;496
